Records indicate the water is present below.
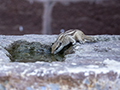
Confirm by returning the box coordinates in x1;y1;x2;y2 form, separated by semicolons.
6;40;64;63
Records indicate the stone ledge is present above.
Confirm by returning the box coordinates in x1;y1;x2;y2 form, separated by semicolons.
0;35;120;90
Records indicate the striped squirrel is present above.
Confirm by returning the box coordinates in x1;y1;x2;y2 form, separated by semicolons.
51;29;94;54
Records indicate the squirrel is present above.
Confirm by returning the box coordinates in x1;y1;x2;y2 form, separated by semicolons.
51;29;94;54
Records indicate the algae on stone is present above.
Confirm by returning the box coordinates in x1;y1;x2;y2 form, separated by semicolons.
6;40;64;62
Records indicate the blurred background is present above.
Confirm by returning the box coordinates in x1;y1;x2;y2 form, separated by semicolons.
0;0;120;35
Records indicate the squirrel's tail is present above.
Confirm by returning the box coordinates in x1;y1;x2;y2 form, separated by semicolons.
84;35;97;43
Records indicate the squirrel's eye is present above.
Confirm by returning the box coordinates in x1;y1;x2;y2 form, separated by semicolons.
60;42;62;45
55;42;62;50
52;43;54;45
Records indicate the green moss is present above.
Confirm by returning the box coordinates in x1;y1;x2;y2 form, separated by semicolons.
6;40;64;62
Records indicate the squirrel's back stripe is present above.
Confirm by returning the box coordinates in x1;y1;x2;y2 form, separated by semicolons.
56;30;76;41
65;30;76;36
57;33;64;41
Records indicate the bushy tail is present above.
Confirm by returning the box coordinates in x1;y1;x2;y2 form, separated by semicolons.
84;35;97;43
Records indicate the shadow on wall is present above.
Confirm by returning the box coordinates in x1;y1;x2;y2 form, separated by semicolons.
0;0;120;35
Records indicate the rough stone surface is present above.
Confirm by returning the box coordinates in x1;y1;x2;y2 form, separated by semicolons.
0;35;120;90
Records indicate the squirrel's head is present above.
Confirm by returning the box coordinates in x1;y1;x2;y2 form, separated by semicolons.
51;41;63;54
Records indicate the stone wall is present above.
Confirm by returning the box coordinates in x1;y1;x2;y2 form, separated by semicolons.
0;34;120;89
0;0;120;35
